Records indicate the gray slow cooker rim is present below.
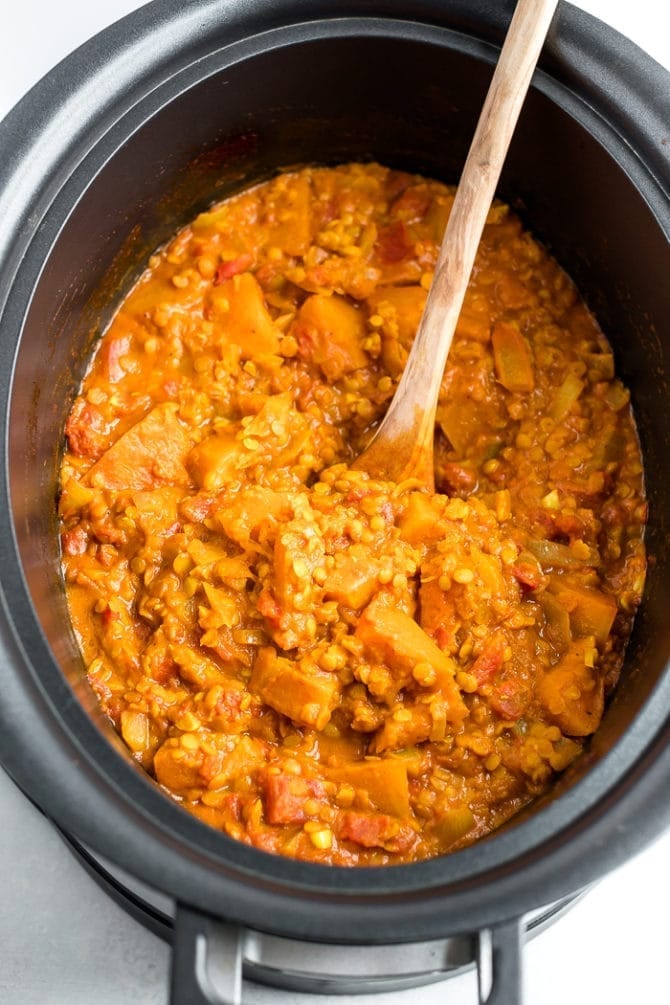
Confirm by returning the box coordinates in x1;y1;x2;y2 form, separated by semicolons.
0;0;669;946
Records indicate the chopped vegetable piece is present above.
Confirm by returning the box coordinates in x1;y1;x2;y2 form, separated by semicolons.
536;637;604;736
547;579;617;644
526;538;599;570
549;372;584;421
328;758;410;817
539;591;573;652
437;395;490;456
215;485;289;545
491;322;534;392
418;576;457;648
264;171;312;256
208;272;280;356
187;432;243;492
433;806;476;848
324;544;381;609
371;703;436;753
605;379;631;412
264;773;325;825
399;492;444;544
355;596;466;722
120;709;150;755
154;738;204;794
87;404;190;490
338;810;415;853
250;648;341;731
367;285;427;375
59;477;95;519
293;293;368;379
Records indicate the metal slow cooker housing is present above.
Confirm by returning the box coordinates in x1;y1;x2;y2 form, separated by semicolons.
1;1;670;1002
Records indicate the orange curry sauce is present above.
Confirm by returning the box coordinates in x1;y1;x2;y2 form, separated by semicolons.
59;164;647;865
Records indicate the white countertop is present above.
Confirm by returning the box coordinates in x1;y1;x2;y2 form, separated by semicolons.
1;3;669;1003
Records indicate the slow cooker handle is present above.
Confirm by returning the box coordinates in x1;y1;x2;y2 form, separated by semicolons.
169;904;523;1004
477;918;523;1004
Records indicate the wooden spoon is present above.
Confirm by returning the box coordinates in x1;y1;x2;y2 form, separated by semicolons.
354;0;559;488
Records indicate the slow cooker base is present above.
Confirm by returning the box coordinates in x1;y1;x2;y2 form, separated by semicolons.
60;829;582;1000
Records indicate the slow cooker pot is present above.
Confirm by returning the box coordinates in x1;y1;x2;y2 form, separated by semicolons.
1;2;669;1002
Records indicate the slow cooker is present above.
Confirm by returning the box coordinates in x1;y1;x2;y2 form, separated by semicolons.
1;2;669;1002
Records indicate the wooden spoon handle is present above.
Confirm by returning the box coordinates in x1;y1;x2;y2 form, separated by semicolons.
356;0;559;486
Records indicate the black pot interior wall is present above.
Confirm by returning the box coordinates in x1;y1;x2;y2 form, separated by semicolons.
9;33;670;798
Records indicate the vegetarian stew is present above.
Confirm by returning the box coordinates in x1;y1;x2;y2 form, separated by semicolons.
59;163;646;865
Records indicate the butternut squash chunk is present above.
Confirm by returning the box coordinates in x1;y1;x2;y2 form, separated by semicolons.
356;595;466;723
187;431;244;491
329;758;410;817
215;485;289;545
324;544;381;609
250;647;341;730
398;492;444;545
293;293;368;380
536;637;604;736
154;739;204;794
370;703;435;753
87;403;190;491
208;272;280;356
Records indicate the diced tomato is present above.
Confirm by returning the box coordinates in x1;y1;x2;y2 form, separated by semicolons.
439;462;478;497
96;545;118;568
102;335;131;383
214;253;253;284
264;773;325;825
92;522;125;546
391;187;431;222
511;561;543;591
487;680;525;720
470;640;505;684
384;171;412;201
179;492;218;522
345;486;372;504
435;626;456;651
224;793;243;822
215;688;244;718
61;526;88;556
100;605;120;628
257;589;282;623
150;658;177;685
65;400;109;460
375;221;412;263
338;811;415;853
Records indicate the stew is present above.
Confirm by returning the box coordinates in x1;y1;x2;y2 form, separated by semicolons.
59;163;647;865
